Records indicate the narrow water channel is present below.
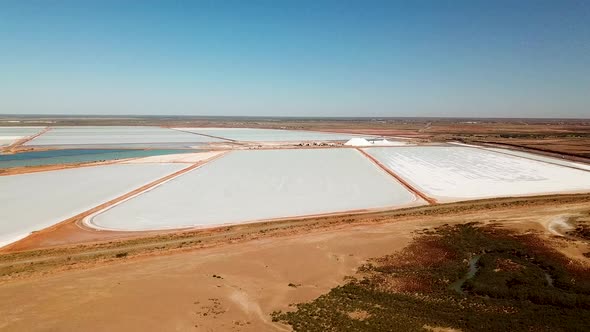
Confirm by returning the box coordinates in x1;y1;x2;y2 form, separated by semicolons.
451;255;481;294
450;254;555;295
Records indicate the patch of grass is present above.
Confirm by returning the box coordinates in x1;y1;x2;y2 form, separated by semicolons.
272;223;590;331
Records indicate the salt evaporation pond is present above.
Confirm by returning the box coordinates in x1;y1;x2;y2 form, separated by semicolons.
25;126;222;147
175;127;364;142
0;149;197;168
88;149;421;231
0;127;44;146
364;146;590;201
0;163;186;247
483;147;590;172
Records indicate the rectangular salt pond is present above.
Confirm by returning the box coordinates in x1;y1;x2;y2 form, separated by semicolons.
25;126;222;147
364;146;590;201
0;163;186;247
87;149;421;231
0;127;44;146
175;127;366;142
483;148;590;172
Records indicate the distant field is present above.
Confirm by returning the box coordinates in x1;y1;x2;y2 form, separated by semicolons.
24;126;222;147
0;127;44;146
174;127;365;142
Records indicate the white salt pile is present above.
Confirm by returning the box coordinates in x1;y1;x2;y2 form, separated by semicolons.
344;138;372;146
345;138;407;147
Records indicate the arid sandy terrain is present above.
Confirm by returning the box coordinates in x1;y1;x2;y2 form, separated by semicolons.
1;117;589;331
0;194;589;331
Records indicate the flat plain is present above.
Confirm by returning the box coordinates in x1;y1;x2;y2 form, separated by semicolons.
0;117;589;332
175;127;366;142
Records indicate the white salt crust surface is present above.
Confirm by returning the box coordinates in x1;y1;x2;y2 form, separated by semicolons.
0;163;186;247
123;151;225;164
88;149;420;231
174;127;369;142
364;146;590;201
483;148;590;172
0;127;44;146
25;126;222;146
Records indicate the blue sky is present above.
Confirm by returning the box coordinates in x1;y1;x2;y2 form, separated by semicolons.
1;1;589;117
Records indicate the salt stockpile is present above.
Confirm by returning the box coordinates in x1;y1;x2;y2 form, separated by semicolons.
345;138;372;146
345;138;408;146
372;139;408;146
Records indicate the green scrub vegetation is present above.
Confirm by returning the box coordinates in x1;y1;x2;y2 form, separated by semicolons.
272;223;590;331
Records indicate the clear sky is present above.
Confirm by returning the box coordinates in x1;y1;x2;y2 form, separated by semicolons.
1;1;589;118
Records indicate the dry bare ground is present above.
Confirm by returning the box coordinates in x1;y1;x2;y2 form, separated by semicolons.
0;194;589;331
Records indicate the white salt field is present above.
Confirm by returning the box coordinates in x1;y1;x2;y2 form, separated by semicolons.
0;163;186;247
25;126;222;147
483;147;590;172
4;139;590;246
0;127;44;146
175;127;367;142
87;149;421;231
122;151;225;164
364;146;590;201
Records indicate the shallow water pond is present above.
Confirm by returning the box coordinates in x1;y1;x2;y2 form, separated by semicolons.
0;149;196;168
